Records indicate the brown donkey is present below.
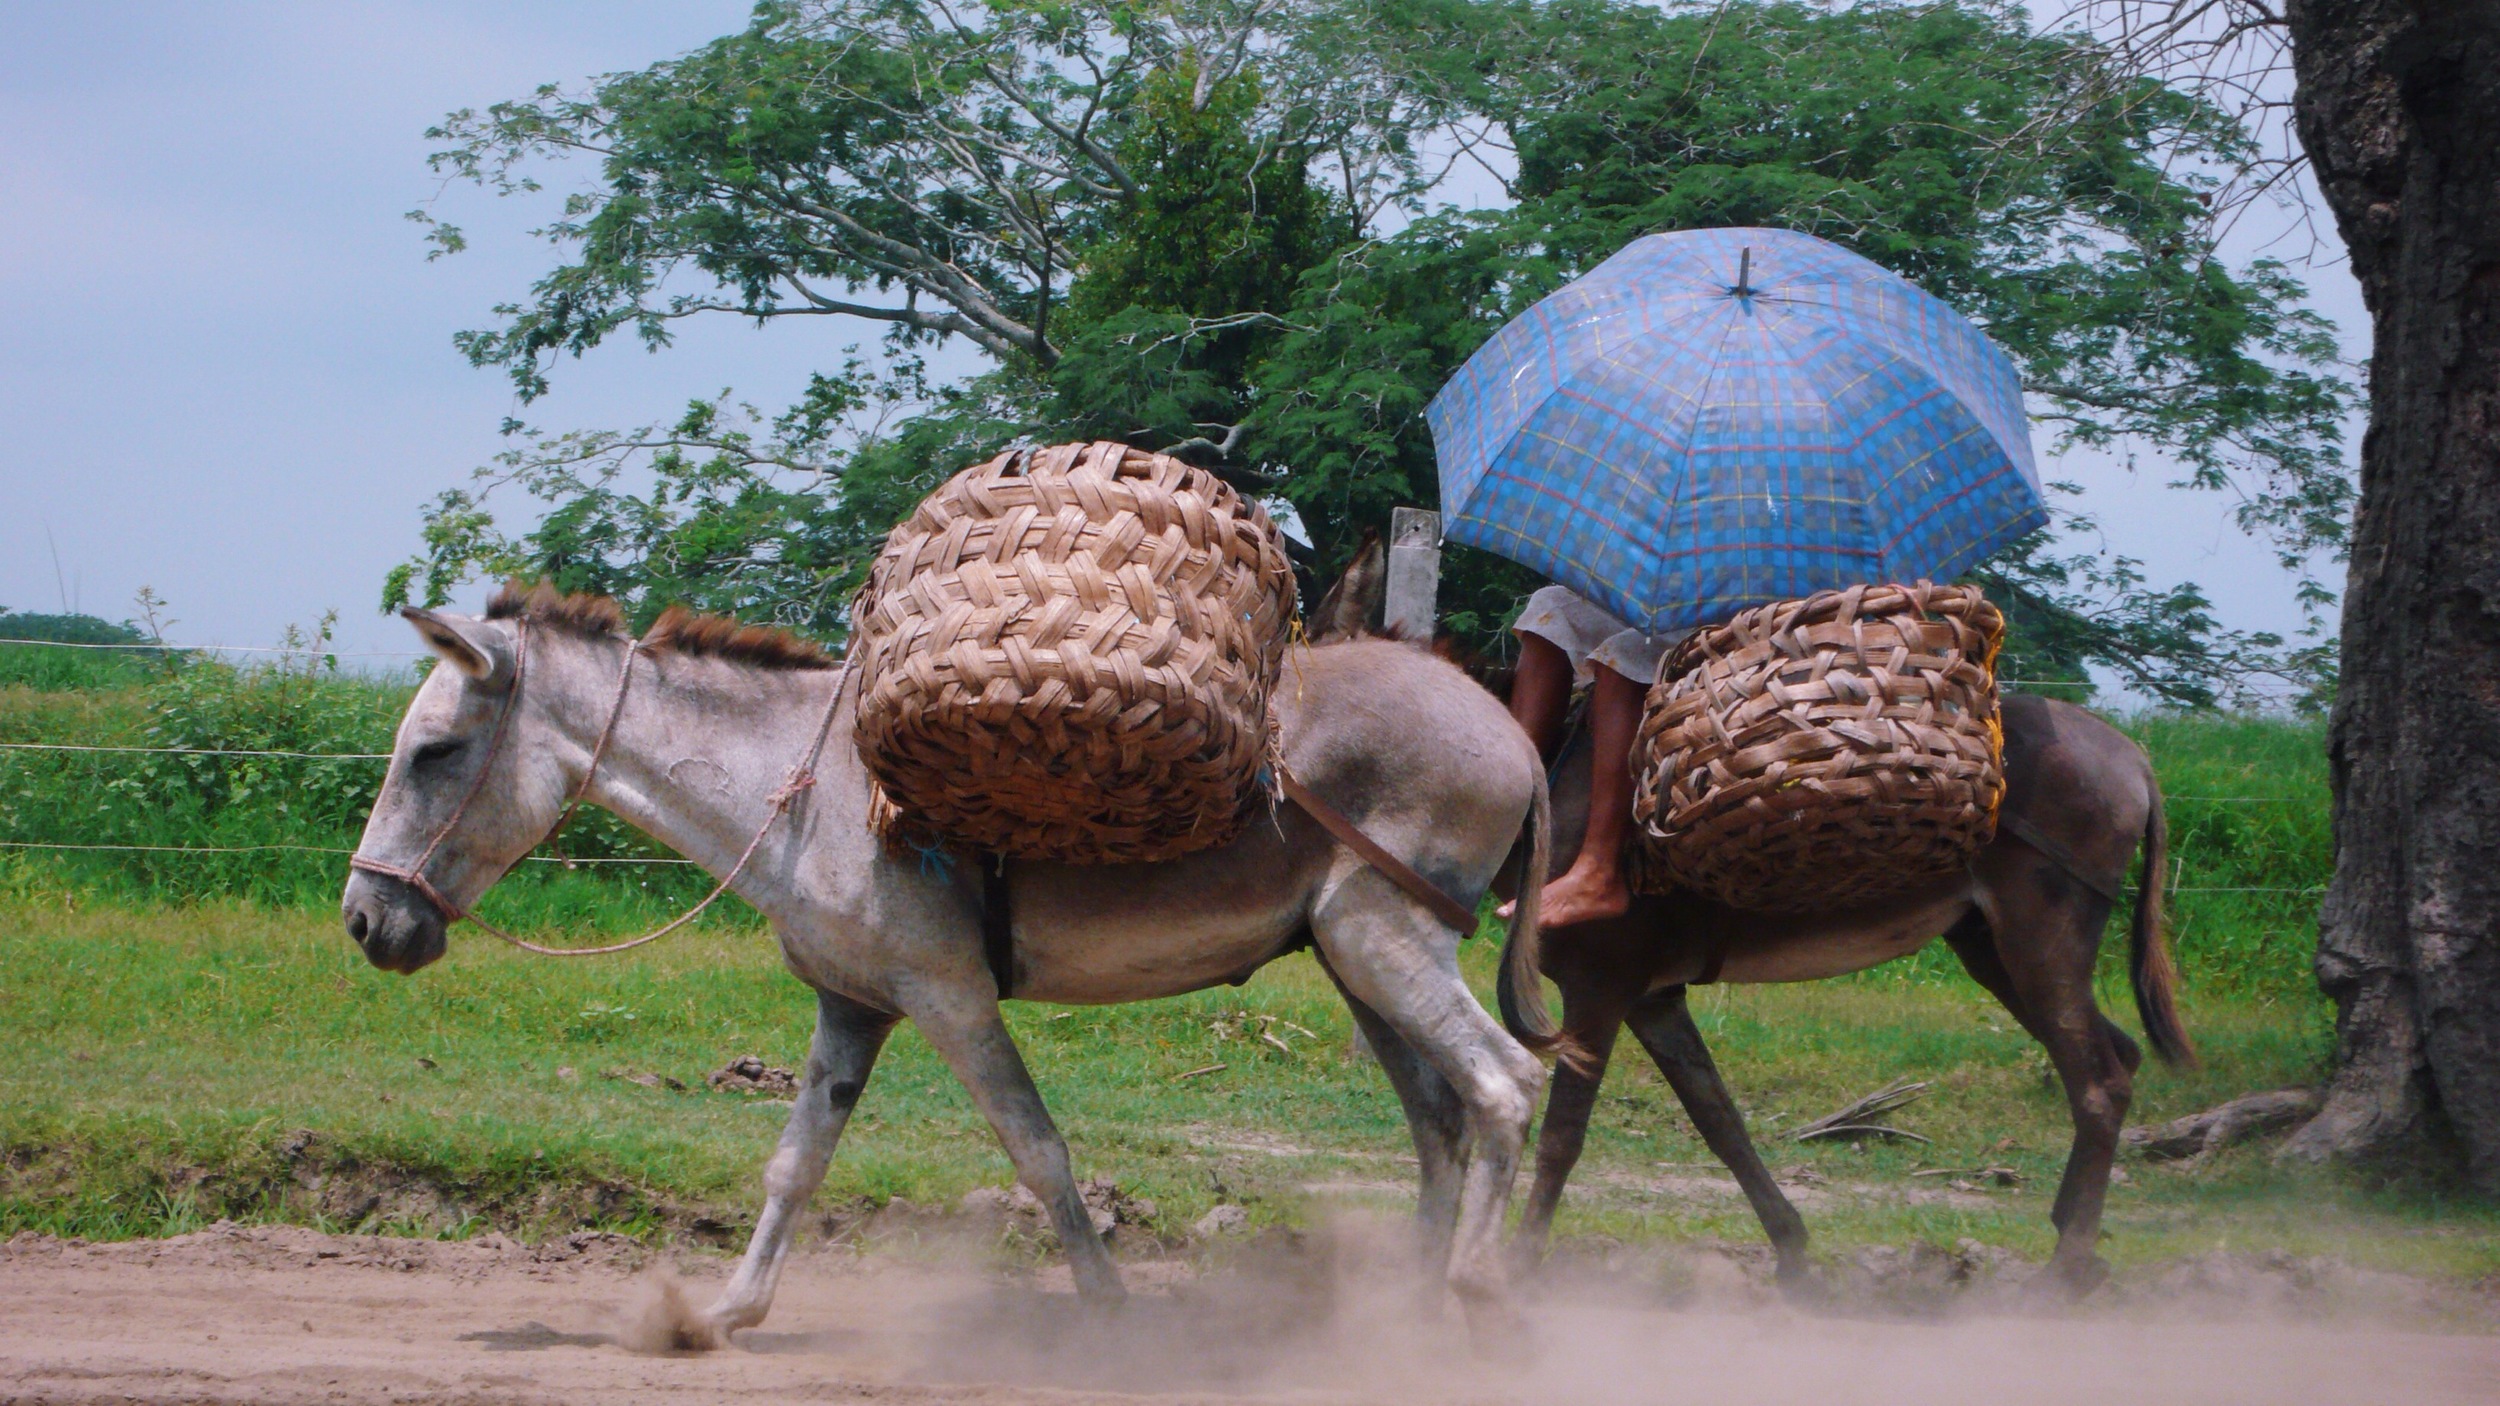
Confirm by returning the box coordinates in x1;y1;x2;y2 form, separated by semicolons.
1497;691;2194;1292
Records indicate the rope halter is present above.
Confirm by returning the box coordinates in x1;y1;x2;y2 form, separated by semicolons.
350;619;850;957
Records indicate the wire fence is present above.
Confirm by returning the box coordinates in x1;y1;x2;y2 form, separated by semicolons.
0;636;430;659
0;632;694;876
0;742;392;761
0;632;2326;896
0;833;2318;893
0;636;2143;684
0;840;693;865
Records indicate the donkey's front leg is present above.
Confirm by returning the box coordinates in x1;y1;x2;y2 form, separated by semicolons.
907;990;1125;1303
705;990;896;1340
1623;986;1810;1285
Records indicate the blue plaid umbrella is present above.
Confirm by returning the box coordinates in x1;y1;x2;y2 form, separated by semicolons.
1427;227;2047;634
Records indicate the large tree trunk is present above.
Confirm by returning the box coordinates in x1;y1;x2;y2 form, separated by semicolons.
2282;0;2500;1189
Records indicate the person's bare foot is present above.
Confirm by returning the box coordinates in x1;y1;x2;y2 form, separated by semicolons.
1531;860;1632;929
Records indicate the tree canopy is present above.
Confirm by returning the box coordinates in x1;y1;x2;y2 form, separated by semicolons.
395;0;2352;706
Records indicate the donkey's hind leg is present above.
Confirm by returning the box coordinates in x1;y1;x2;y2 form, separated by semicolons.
705;989;896;1340
1312;881;1545;1328
1321;962;1467;1282
1959;876;2134;1294
1623;986;1810;1284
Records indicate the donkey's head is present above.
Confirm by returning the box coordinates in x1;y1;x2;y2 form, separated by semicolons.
340;607;577;973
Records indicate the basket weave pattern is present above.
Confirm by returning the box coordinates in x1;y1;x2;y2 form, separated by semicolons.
1630;582;2006;912
852;441;1297;864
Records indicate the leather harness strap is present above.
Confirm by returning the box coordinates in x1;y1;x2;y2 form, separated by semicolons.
1695;933;1730;986
1998;812;2127;906
1276;764;1481;934
981;858;1017;998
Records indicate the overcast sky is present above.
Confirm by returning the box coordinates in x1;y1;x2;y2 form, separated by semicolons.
0;2;2367;677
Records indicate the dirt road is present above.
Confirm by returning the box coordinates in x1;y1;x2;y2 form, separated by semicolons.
3;1223;2493;1405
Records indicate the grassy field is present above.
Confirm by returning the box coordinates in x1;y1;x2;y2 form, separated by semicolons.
5;638;2493;1282
3;897;2492;1280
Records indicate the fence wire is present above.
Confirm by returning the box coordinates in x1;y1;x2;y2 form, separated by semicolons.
0;631;2322;896
0;636;429;659
0;838;2309;892
0;742;391;761
0;839;693;865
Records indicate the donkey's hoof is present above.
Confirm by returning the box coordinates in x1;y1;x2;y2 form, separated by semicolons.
2022;1254;2110;1306
1772;1260;1829;1310
1460;1297;1534;1364
1074;1272;1131;1311
1505;1240;1551;1285
619;1278;733;1354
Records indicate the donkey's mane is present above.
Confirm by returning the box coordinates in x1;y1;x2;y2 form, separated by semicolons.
487;581;835;671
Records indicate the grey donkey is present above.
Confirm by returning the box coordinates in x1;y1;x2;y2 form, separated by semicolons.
339;585;1552;1341
1499;691;2195;1294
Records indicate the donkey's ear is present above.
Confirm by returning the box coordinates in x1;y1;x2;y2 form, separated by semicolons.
402;608;513;688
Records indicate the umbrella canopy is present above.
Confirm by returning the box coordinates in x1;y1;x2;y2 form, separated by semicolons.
1428;227;2047;635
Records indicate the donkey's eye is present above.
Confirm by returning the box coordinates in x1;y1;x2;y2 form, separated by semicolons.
409;738;466;768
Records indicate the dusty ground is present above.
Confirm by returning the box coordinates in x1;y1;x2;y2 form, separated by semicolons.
2;1222;2495;1406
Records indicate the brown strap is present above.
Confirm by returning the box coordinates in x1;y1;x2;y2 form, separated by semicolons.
1695;930;1729;986
981;857;1017;999
1277;765;1479;933
1999;812;2126;906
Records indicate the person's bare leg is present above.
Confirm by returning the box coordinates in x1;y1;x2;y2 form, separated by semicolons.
1508;631;1575;763
1538;663;1639;928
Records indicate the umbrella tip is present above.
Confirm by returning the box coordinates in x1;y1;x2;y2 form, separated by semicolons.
1731;246;1753;298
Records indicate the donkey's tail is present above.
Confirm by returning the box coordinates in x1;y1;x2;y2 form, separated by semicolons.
2129;776;2198;1068
1496;762;1570;1059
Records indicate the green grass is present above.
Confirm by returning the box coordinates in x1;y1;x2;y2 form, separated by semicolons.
3;897;2490;1279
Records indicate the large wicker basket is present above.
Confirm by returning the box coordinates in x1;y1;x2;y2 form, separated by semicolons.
1630;581;2006;912
851;441;1298;864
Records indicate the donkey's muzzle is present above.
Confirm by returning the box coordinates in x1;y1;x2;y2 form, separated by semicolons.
341;870;448;974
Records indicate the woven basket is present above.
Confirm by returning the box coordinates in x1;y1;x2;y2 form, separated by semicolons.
852;441;1298;864
1629;581;2006;912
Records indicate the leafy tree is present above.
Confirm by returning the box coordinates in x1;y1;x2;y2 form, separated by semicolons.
380;360;1024;635
1049;61;1358;456
0;609;147;647
416;0;1436;388
400;0;2351;706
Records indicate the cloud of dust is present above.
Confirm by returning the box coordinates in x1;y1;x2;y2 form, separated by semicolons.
613;1210;2492;1406
613;1272;725;1355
